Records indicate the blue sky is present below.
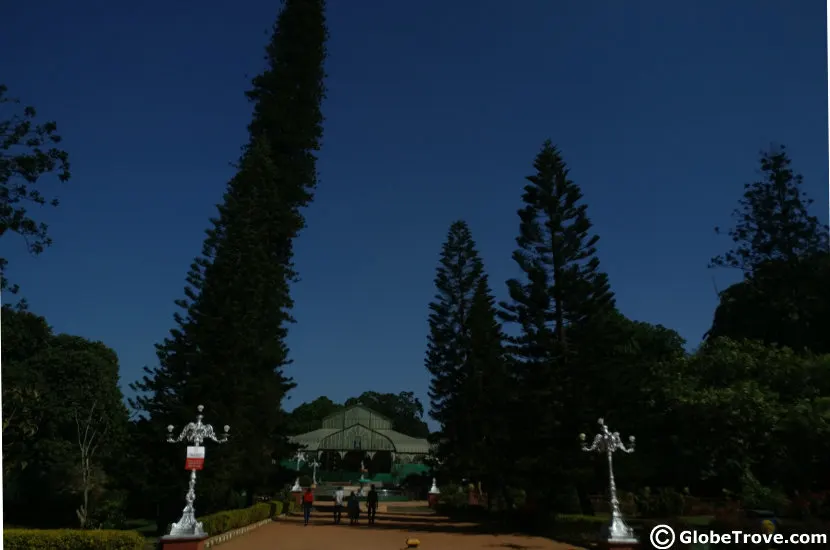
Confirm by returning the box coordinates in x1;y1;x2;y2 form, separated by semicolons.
2;0;827;429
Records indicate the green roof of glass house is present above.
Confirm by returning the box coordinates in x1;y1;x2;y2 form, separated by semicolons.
288;405;430;455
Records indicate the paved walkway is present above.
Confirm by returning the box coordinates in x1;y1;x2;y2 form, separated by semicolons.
218;508;583;550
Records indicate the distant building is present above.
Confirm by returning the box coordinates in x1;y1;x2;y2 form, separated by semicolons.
288;405;430;479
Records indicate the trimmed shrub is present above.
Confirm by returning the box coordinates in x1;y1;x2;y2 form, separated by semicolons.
277;498;297;514
269;500;284;517
3;529;144;550
197;502;271;536
436;483;467;508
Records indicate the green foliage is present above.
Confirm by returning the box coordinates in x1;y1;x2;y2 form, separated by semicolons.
436;483;467;508
711;145;828;273
269;500;285;517
0;85;71;297
87;491;128;530
633;487;687;517
419;140;830;524
344;391;429;438
2;529;144;550
246;0;327;214
708;252;830;353
738;471;791;513
498;140;615;501
288;397;342;434
197;502;272;536
2;307;131;528
659;338;830;493
425;220;512;487
709;146;829;353
567;313;687;487
501;139;615;354
2;307;51;474
552;486;583;515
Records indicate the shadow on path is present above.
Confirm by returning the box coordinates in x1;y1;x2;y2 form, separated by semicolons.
289;512;534;537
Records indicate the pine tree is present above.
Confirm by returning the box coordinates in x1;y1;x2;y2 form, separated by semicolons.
462;276;514;496
246;0;327;218
499;140;614;502
710;144;828;274
426;221;484;472
425;221;510;485
130;0;327;520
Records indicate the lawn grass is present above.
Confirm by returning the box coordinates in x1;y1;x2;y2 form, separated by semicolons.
123;518;157;535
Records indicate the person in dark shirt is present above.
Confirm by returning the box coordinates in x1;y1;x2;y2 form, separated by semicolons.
366;484;379;525
348;491;360;525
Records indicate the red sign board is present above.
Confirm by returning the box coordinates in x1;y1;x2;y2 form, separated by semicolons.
185;446;205;471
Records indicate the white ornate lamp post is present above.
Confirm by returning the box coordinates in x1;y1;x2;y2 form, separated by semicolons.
164;405;230;538
580;418;637;546
290;450;306;491
309;459;320;485
293;450;306;471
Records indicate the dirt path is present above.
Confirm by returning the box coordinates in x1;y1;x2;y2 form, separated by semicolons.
217;510;583;550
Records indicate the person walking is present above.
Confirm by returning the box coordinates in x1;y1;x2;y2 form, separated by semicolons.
333;486;344;525
367;484;379;525
302;487;314;526
348;491;360;525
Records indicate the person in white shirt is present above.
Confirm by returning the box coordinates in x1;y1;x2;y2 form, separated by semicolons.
333;486;344;524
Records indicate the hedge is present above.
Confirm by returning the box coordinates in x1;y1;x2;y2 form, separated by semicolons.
197;502;272;536
3;529;145;550
269;500;296;517
5;500;295;550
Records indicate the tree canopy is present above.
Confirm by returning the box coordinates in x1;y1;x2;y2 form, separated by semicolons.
0;84;71;298
707;146;830;353
2;307;130;528
711;145;827;274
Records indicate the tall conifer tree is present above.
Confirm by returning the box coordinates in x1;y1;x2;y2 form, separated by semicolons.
500;140;614;503
131;0;327;520
425;221;510;488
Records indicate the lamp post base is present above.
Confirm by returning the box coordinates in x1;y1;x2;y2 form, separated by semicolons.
159;535;208;550
602;514;638;548
600;542;640;550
